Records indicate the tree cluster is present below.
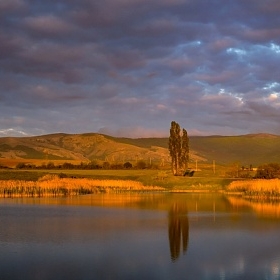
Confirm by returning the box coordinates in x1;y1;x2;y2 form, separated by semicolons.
15;160;156;170
168;121;189;176
255;163;280;179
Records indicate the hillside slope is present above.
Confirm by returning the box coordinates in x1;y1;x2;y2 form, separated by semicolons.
0;133;171;164
111;133;280;166
0;133;280;166
189;134;280;166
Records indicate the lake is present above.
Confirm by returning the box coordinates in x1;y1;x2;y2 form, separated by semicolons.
1;193;280;280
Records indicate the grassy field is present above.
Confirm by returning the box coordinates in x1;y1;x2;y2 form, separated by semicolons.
0;163;236;193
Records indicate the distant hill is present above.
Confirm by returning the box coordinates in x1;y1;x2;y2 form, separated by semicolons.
0;133;171;165
189;134;280;166
1;132;280;167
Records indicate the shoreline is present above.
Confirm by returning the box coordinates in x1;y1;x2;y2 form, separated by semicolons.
1;172;280;199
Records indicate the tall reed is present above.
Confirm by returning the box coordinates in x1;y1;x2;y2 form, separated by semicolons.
0;175;164;197
226;179;280;198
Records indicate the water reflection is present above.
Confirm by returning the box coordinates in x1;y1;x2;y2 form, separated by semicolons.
168;203;189;262
2;193;280;280
227;196;280;218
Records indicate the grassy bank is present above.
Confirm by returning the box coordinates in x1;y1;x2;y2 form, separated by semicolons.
1;169;280;198
0;169;235;191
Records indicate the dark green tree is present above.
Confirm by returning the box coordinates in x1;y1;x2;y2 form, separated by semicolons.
168;121;189;176
181;129;189;172
123;162;132;169
169;121;181;175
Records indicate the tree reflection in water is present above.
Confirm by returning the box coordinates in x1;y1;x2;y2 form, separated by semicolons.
168;202;189;262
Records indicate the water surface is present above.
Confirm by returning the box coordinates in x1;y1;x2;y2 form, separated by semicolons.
1;193;280;280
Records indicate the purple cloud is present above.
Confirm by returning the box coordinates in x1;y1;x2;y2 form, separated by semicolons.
1;0;280;137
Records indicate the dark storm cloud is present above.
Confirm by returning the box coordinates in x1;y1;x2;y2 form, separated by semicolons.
1;0;280;137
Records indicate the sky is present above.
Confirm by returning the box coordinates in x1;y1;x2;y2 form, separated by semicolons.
1;0;280;138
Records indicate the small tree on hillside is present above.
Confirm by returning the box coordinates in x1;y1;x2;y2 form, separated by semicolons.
168;121;189;176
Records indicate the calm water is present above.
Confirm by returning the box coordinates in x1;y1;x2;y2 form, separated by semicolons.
1;193;280;280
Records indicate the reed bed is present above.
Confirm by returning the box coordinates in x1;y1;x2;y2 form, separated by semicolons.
226;179;280;198
0;174;164;197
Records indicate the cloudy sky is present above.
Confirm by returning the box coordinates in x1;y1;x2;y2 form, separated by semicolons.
1;0;280;138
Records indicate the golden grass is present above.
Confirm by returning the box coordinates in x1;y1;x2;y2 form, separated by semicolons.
226;179;280;197
0;174;164;197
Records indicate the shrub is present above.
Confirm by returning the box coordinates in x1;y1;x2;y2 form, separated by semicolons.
123;162;132;169
16;163;26;169
136;160;146;169
102;161;110;169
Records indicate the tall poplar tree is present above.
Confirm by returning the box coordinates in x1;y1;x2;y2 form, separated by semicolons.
181;128;189;172
168;121;189;176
